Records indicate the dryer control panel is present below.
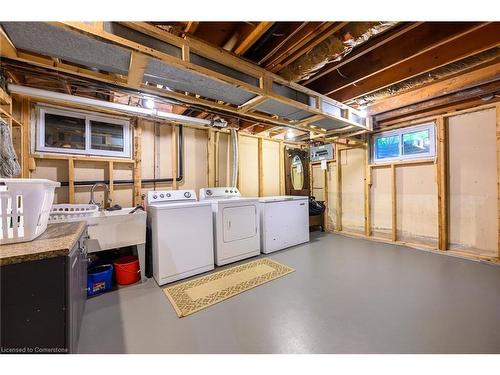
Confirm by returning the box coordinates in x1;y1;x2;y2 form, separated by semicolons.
147;189;197;204
199;187;241;200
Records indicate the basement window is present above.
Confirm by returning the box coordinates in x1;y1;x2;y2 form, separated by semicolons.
36;106;131;158
372;123;435;164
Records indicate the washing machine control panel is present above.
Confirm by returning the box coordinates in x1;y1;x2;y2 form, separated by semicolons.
147;189;197;204
199;187;241;200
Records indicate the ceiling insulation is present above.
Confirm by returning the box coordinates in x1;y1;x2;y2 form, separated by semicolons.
279;22;398;82
357;47;500;106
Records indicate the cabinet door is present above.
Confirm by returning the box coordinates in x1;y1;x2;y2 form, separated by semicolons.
68;245;79;353
77;236;87;341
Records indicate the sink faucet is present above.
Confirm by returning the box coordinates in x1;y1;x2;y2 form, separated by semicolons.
89;182;112;210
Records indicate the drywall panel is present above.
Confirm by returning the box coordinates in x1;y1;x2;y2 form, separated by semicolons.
341;148;365;234
311;164;324;201
448;108;498;257
396;164;438;246
178;127;208;194
370;167;392;239
217;132;231;187
326;162;337;231
31;159;68;204
261;139;280;196
238;135;259;197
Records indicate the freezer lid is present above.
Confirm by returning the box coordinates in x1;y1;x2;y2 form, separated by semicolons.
259;195;309;203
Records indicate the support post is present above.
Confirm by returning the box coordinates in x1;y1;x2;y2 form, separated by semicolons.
279;140;285;195
437;116;448;251
68;159;75;204
365;145;371;237
496;106;500;259
258;137;263;197
108;161;114;201
171;124;178;190
335;147;342;231
133;119;142;206
391;163;397;242
207;128;216;187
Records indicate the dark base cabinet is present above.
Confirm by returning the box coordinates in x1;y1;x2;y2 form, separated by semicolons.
1;232;87;354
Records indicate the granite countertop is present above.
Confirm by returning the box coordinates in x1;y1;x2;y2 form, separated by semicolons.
0;221;87;266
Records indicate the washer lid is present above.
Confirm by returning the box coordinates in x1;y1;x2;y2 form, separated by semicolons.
148;201;212;210
259;195;309;203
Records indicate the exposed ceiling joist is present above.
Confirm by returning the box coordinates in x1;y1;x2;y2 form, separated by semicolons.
374;80;500;125
368;61;500;115
335;23;500;102
234;22;274;56
272;22;348;73
308;22;486;96
263;22;333;70
184;21;200;34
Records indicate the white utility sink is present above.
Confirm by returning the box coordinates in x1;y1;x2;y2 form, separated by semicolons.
85;207;146;252
50;205;147;281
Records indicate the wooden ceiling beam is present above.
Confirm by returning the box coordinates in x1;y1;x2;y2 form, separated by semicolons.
373;79;500;124
368;61;500;115
234;22;274;56
184;22;200;34
333;22;500;102
308;22;485;95
248;22;307;65
303;22;421;86
127;51;149;86
263;22;333;71
273;22;348;73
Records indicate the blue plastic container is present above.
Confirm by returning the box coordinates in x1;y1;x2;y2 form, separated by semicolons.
87;264;113;297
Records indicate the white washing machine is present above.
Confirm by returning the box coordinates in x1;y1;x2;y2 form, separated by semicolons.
259;196;309;254
199;187;260;266
147;189;214;285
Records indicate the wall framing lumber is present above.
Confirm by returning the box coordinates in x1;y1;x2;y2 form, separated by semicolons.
258;137;264;196
207;128;216;187
171;124;179;189
335;146;342;231
364;146;371;237
133;119;142;205
68;158;75;204
436;116;448;250
497;105;500;259
391;164;397;242
108;161;114;200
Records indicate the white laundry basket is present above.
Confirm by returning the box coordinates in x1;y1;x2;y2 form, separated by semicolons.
0;178;60;245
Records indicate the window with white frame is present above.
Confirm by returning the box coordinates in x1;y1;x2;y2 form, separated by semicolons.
371;123;435;164
36;106;131;158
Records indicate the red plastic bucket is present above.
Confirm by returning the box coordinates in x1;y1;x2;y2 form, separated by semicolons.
113;255;140;285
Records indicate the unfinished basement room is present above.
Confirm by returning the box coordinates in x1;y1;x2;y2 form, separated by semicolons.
1;2;500;370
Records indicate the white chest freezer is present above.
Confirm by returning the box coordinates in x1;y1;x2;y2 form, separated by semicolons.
259;196;309;254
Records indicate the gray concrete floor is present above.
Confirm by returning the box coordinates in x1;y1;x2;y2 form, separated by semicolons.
78;233;500;354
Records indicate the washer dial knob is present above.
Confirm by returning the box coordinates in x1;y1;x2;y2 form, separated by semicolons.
184;191;191;198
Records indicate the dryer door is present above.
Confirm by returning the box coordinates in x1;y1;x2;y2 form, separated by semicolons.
222;205;257;243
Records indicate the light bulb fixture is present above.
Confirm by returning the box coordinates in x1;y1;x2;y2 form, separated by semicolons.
357;105;367;118
285;129;294;140
144;98;155;109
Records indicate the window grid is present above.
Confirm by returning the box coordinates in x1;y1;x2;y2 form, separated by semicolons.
371;123;436;164
36;106;131;158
